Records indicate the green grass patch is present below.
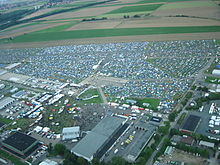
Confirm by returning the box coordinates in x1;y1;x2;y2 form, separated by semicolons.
106;4;162;14
215;40;220;45
138;0;194;3
0;116;12;124
205;76;220;84
131;97;160;110
160;1;217;9
33;21;78;33
3;26;220;43
77;88;103;104
7;118;33;131
0;149;27;165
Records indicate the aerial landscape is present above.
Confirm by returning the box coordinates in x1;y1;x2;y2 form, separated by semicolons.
0;0;220;165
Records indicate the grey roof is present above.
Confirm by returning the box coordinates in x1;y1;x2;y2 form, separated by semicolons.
71;116;125;161
0;97;15;110
62;126;80;140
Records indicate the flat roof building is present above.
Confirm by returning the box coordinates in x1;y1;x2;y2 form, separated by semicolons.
0;97;15;110
71;116;127;162
181;115;201;133
199;140;215;148
62;126;80;141
2;132;39;158
212;69;220;76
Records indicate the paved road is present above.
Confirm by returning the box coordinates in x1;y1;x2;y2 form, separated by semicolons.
98;86;108;104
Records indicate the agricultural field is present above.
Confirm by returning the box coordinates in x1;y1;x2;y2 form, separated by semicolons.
0;0;219;47
3;26;220;43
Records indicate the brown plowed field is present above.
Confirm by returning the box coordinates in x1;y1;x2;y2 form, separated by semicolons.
66;17;220;31
152;6;220;20
38;5;122;20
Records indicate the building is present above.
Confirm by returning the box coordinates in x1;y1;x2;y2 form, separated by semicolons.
71;116;128;162
212;69;220;76
62;126;80;141
39;159;58;165
2;132;39;158
180;115;201;133
0;97;15;110
199;140;215;148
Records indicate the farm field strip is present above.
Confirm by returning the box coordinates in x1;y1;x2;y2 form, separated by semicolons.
5;26;220;43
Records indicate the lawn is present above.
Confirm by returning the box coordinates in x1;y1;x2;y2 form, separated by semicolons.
7;118;33;131
6;26;220;43
205;76;220;84
0;149;27;165
160;1;216;10
77;88;103;104
0;116;12;124
106;4;162;14
130;97;160;110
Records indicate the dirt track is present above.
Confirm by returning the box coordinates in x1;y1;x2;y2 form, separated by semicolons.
1;32;220;49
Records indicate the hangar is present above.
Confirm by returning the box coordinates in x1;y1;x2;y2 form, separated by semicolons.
180;115;201;133
71;116;128;162
2;132;39;158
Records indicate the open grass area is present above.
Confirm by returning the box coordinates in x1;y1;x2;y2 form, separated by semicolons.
0;116;12;125
129;97;160;110
0;149;27;165
77;88;103;105
5;26;220;43
205;76;220;84
106;4;162;14
216;40;220;45
7;119;33;131
160;1;216;9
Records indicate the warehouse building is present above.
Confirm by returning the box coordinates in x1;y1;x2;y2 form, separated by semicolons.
71;116;128;162
62;126;80;141
180;115;201;134
212;69;220;76
0;97;15;110
2;132;39;158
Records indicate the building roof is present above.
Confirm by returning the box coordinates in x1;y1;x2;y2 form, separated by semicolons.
71;116;125;161
180;136;194;146
212;69;220;76
199;140;215;148
0;97;15;109
39;159;58;165
62;126;80;140
2;132;37;152
182;115;201;132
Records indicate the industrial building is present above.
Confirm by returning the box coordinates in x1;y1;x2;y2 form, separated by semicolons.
212;69;220;76
2;132;39;158
62;126;80;141
71;116;128;162
180;115;201;133
0;97;15;110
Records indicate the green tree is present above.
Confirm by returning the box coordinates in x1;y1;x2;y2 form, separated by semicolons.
54;144;66;156
111;157;126;165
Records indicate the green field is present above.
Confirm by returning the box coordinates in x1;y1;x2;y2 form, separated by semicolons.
160;1;216;9
77;88;103;104
129;97;160;110
3;26;220;43
33;21;78;33
106;4;162;14
0;149;27;165
205;76;220;84
100;11;151;18
0;116;12;125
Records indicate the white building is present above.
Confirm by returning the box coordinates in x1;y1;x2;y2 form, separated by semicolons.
212;69;220;76
62;126;80;141
39;159;58;165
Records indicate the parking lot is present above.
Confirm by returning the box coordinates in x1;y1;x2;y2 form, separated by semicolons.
190;100;220;140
